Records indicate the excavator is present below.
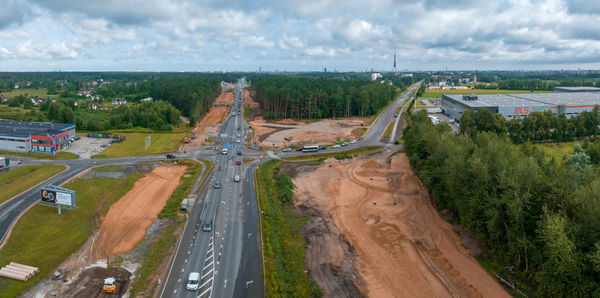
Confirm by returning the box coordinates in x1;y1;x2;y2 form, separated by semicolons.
103;277;117;294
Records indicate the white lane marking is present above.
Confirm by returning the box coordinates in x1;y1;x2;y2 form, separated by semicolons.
181;269;185;272
197;286;211;297
185;259;188;263
174;289;177;294
224;279;228;288
204;261;214;270
202;270;213;279
200;276;213;288
178;278;181;282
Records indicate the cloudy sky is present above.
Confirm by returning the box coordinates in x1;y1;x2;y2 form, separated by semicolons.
0;0;599;71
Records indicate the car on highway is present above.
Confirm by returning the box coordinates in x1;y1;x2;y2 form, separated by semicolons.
234;175;240;182
235;139;241;143
222;148;228;155
214;181;221;188
350;140;357;144
236;160;242;165
186;272;200;291
281;147;292;152
295;147;304;152
341;142;349;147
319;145;327;150
203;219;213;232
236;150;242;155
332;144;341;149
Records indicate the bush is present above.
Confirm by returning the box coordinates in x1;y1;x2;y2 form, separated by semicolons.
277;174;294;203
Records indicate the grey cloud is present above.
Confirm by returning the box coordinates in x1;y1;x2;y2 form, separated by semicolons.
0;0;32;29
566;0;600;14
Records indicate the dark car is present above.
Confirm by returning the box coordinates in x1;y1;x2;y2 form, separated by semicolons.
203;219;213;232
295;147;304;152
319;145;327;150
214;181;221;188
165;153;176;159
236;150;242;155
236;160;242;165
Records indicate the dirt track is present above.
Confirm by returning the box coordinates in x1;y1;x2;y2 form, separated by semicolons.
93;165;186;259
61;267;131;298
292;153;510;297
181;90;234;151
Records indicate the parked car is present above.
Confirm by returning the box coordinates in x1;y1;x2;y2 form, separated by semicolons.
281;147;292;152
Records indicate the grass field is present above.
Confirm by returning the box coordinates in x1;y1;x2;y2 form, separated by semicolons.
0;105;30;120
0;89;50;98
530;141;579;162
383;121;395;138
0;150;78;160
423;89;552;98
0;166;143;296
0;165;66;205
255;160;321;297
93;132;188;158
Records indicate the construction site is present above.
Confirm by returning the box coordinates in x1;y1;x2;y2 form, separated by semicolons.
287;151;510;297
181;90;234;151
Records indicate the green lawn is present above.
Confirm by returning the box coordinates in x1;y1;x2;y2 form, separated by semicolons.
0;166;144;296
0;150;78;160
0;165;66;205
383;121;395;138
93;132;188;158
0;105;30;120
422;89;552;98
0;89;50;98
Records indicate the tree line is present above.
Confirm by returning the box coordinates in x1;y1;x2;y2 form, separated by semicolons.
460;107;600;143
251;76;398;119
403;110;600;296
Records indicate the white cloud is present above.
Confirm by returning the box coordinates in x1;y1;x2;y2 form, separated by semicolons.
241;35;274;49
304;46;335;57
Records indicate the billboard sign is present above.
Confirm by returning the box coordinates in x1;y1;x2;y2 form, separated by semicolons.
40;185;76;207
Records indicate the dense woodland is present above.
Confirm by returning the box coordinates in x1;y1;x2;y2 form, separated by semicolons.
459;107;600;144
403;110;600;296
251;76;400;119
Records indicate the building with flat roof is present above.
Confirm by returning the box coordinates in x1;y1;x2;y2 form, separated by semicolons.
442;92;600;121
554;87;600;93
0;120;75;153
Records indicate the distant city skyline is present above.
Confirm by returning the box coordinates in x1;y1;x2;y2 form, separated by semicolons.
0;0;599;71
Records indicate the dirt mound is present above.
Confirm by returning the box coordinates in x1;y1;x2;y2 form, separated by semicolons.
61;266;131;298
292;152;509;297
181;90;233;151
93;165;186;259
215;90;234;104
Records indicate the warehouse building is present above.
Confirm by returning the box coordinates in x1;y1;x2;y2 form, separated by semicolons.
442;92;600;121
0;120;75;153
554;86;600;93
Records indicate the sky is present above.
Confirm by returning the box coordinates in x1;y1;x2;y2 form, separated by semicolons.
0;0;599;71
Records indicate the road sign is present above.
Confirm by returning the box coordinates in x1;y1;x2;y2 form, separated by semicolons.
145;135;151;151
223;144;233;148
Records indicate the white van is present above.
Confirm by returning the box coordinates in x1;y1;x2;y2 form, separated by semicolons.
222;148;228;155
186;272;200;290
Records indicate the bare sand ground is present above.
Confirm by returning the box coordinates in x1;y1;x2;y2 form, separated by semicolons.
292;153;509;298
250;118;368;148
181;90;233;151
94;165;186;259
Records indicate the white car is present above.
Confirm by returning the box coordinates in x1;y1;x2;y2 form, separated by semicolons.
332;144;341;149
350;140;357;144
186;272;200;290
234;175;240;182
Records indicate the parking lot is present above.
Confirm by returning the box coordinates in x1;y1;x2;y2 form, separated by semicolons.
64;137;113;159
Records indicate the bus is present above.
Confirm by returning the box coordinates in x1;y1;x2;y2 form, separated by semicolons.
302;145;320;152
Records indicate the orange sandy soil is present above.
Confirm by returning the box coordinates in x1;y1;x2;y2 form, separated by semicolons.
181;90;234;151
93;165;187;259
243;89;260;109
293;153;510;298
250;118;369;148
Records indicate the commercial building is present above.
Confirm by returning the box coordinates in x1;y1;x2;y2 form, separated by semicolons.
0;120;75;153
442;92;600;121
554;87;600;93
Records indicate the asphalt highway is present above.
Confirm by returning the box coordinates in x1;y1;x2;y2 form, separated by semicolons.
0;78;419;298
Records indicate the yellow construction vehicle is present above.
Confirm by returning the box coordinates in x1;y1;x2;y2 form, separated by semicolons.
103;277;117;294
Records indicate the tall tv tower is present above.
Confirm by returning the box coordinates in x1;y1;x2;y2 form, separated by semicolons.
393;52;397;72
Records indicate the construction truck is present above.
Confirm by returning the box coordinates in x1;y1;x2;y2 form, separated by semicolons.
103;277;117;294
0;157;9;168
183;137;191;144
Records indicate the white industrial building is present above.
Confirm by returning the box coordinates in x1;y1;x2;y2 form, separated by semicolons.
442;92;600;121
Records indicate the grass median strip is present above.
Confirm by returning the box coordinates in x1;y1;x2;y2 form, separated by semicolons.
0;165;66;205
255;160;322;297
0;166;143;296
383;121;395;138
